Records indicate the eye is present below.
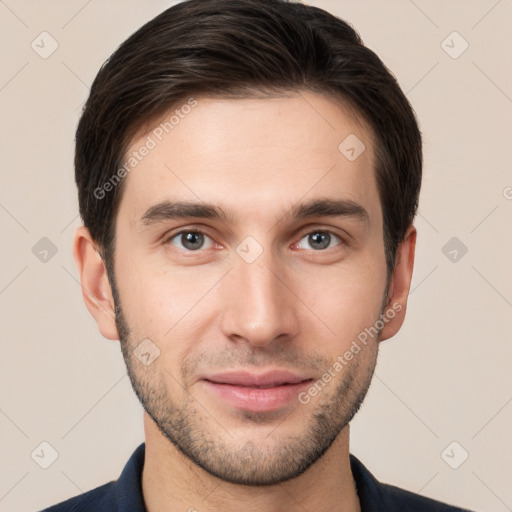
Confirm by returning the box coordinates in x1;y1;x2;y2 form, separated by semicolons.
295;230;343;251
166;230;215;251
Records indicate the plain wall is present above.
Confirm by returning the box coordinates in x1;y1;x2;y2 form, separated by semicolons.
0;1;511;511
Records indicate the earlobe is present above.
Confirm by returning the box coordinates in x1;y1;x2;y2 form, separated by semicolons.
379;225;416;342
73;226;119;340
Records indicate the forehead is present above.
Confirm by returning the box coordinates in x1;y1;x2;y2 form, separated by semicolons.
117;91;380;228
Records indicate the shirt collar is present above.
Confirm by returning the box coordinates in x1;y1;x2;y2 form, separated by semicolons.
114;442;385;512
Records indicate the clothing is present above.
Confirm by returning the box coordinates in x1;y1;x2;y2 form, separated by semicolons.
39;442;473;511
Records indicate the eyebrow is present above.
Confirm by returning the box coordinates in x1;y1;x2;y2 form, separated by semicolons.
140;198;370;227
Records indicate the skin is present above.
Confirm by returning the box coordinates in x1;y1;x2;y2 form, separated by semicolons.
74;91;416;512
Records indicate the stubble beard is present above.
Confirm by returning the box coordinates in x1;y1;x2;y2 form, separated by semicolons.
111;276;380;486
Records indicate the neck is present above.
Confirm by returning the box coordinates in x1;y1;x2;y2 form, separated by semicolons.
141;413;360;512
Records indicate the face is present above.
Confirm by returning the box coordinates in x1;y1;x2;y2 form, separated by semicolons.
92;91;403;485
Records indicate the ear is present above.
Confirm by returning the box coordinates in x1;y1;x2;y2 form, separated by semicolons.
379;225;416;341
73;226;119;340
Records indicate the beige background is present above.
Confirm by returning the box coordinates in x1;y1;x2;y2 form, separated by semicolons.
1;1;511;511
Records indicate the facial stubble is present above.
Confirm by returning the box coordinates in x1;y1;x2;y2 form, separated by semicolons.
111;273;381;486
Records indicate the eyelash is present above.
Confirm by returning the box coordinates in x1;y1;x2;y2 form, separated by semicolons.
163;227;345;253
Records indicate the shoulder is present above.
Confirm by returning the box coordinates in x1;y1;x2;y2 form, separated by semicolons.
349;454;474;512
38;443;146;512
377;481;473;511
37;481;116;512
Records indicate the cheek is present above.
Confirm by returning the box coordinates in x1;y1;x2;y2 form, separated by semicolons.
117;271;209;383
117;258;220;340
299;258;387;350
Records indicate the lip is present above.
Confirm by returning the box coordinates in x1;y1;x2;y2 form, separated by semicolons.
202;370;312;388
200;370;313;412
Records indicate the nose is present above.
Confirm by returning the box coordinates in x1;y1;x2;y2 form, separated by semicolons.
219;250;299;348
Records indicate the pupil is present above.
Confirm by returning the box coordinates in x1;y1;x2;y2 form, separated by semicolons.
310;232;329;250
183;232;203;250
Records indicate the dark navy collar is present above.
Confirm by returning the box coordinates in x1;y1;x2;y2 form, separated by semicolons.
110;443;469;512
42;442;471;511
114;442;147;511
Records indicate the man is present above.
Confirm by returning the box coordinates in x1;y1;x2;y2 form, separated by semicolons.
41;0;474;510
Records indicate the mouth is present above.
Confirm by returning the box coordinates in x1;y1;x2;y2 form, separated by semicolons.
200;370;314;412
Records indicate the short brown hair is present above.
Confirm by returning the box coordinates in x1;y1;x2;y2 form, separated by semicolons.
75;0;422;275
